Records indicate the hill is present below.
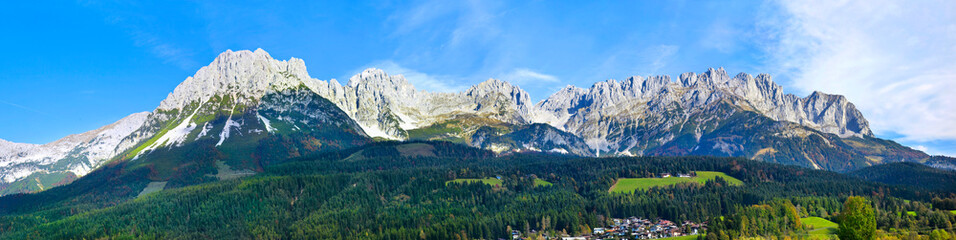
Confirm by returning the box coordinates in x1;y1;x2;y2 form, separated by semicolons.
850;162;956;191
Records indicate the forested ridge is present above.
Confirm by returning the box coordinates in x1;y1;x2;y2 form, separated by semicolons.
850;162;956;192
0;141;953;239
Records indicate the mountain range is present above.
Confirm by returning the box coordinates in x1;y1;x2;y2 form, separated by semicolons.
0;49;934;196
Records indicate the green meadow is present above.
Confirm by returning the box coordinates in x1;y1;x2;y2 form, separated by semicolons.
801;217;838;238
609;171;742;193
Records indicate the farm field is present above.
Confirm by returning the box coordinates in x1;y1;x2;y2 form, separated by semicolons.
609;171;743;193
802;217;838;238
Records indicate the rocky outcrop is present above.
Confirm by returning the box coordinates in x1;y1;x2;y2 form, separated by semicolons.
471;123;594;156
306;69;534;139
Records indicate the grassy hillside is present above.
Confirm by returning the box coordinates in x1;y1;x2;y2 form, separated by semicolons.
609;171;743;193
802;217;838;237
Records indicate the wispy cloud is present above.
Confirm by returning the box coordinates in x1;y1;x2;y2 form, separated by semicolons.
367;61;467;93
389;0;502;47
384;0;520;76
699;20;739;53
81;1;198;70
447;0;501;48
593;44;680;80
0;99;48;116
649;45;680;74
499;68;559;85
759;0;956;144
388;1;456;36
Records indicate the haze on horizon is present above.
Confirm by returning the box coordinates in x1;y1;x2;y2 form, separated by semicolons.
0;0;953;156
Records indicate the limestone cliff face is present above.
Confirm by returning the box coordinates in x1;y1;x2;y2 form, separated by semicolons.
307;69;534;140
532;67;872;154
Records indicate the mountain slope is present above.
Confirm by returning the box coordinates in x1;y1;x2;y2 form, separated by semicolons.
471;123;594;156
120;87;369;189
850;162;956;191
111;49;371;187
0;54;371;216
305;70;534;140
0;112;149;195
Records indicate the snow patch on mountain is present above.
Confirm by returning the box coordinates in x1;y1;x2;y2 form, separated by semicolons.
217;99;240;146
256;113;274;132
139;102;205;157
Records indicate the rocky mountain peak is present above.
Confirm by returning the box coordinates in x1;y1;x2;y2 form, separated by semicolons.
157;49;311;111
704;67;731;83
346;68;418;98
466;79;529;102
464;78;534;123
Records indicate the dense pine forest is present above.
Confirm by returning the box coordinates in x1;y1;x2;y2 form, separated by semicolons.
0;141;954;239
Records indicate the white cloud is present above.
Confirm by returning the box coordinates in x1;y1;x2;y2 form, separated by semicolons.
761;0;956;142
369;61;466;93
914;145;929;152
499;69;559;85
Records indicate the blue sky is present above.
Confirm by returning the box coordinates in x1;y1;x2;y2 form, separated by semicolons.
1;1;954;156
